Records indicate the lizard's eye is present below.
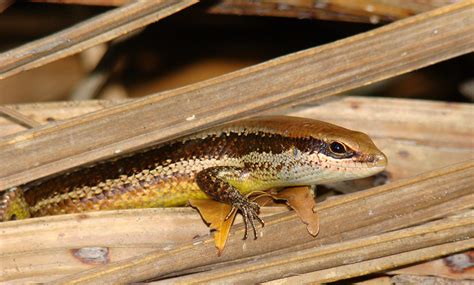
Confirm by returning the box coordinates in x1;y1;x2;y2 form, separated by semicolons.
329;141;347;154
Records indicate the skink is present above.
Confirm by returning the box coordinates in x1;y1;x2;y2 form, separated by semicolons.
0;116;387;237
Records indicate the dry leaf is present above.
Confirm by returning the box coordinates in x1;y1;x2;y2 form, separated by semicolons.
189;186;319;254
189;199;236;255
213;208;237;256
249;189;283;206
274;186;320;236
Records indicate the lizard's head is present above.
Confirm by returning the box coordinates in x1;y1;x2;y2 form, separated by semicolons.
318;129;387;179
296;118;387;183
229;116;387;185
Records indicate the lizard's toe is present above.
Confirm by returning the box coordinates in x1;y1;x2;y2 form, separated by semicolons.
239;201;264;240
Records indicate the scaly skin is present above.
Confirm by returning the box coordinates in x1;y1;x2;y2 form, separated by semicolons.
0;116;387;237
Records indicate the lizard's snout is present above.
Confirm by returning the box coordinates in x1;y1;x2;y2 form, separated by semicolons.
371;152;388;168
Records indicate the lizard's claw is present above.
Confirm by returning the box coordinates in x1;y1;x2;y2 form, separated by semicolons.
236;200;265;240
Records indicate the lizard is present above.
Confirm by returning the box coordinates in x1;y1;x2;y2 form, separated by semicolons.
0;116;387;239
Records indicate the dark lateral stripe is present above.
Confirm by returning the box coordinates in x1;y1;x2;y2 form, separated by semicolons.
23;131;325;205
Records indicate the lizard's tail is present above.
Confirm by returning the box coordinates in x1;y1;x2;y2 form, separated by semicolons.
0;187;31;222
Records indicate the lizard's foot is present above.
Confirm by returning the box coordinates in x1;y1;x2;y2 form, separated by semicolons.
0;187;31;222
234;200;265;240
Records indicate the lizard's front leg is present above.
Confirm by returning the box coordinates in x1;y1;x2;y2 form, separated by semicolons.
196;166;264;239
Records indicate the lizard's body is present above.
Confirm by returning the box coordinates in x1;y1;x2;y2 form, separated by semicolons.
0;116;387;235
